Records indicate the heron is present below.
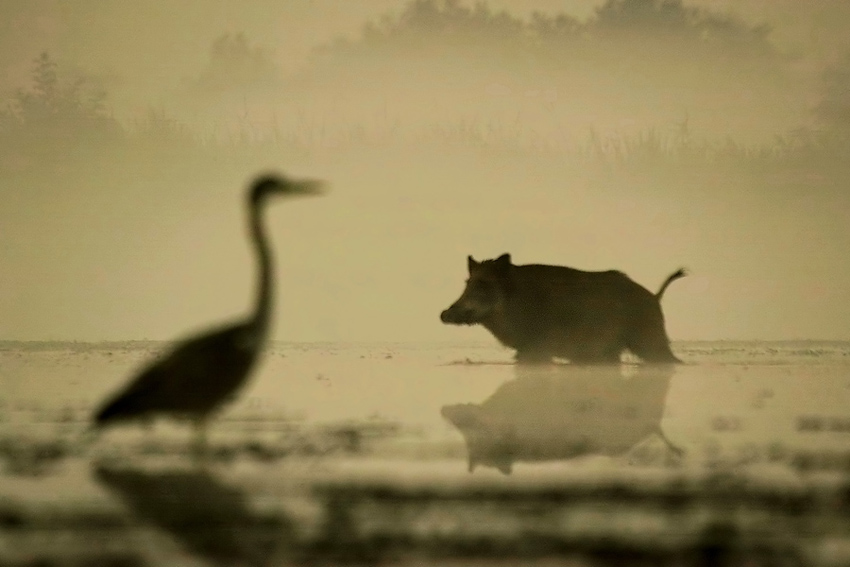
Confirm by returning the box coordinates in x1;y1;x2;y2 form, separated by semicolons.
90;173;325;456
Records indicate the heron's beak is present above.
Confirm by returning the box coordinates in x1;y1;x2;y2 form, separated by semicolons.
285;178;326;197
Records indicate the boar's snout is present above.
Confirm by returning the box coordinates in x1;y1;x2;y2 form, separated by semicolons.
441;304;478;325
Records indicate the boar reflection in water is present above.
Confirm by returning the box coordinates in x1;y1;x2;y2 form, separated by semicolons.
441;364;680;474
440;254;686;364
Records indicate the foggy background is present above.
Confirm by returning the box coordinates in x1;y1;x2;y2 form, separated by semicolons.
1;0;849;343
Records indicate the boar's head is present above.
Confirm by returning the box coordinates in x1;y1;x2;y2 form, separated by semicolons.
440;253;513;325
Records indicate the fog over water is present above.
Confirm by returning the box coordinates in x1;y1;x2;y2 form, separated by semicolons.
1;0;849;342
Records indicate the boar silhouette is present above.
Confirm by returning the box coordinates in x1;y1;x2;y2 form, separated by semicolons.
441;363;680;474
440;253;686;364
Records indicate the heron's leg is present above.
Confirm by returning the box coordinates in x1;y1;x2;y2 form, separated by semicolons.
190;418;210;462
140;417;157;449
79;423;102;451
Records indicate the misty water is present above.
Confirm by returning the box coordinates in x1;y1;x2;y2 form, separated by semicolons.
3;340;850;565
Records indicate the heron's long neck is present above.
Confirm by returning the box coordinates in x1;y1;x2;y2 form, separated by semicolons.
249;201;274;335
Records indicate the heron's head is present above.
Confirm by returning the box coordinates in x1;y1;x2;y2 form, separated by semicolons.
250;173;326;205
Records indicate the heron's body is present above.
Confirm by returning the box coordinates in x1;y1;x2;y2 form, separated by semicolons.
91;173;324;448
94;322;260;425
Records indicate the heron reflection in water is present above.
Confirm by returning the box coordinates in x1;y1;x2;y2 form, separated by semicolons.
95;464;294;565
442;363;681;474
90;173;325;455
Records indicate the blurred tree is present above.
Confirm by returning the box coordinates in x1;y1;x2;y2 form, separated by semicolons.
31;51;59;114
12;52;113;127
588;0;778;64
814;51;850;141
0;52;121;166
192;32;282;95
314;0;530;61
529;11;581;40
592;0;692;37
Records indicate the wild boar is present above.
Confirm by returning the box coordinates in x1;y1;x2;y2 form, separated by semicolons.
441;363;681;474
440;253;686;364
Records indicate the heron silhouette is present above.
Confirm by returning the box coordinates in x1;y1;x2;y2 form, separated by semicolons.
90;173;325;455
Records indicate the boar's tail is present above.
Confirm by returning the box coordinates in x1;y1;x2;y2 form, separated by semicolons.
656;267;688;300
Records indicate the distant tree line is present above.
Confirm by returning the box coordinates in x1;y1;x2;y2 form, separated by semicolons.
293;0;847;151
308;0;782;73
1;0;849;175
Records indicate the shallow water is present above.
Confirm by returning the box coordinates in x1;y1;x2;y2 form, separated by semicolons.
2;340;850;565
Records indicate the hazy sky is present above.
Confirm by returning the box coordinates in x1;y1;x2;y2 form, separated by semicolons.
1;1;850;343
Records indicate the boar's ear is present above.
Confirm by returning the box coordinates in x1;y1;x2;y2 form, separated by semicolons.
467;255;479;273
493;253;513;285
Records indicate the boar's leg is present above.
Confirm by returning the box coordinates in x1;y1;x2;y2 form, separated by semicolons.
566;345;623;365
601;345;625;363
627;324;682;363
556;326;625;365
